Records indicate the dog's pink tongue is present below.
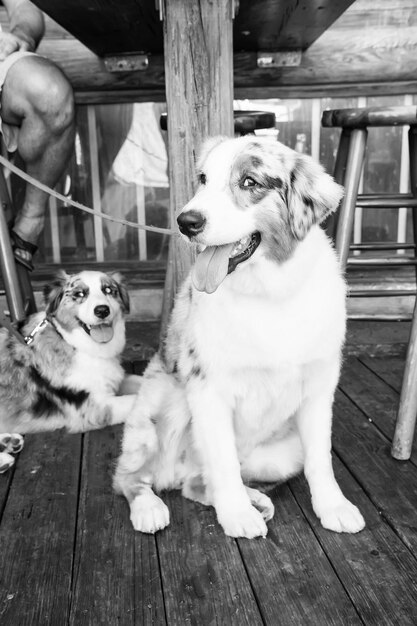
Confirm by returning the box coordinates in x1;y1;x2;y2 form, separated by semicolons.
90;323;114;343
192;243;234;293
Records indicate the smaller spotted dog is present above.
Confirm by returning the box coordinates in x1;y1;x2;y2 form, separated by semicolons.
114;136;365;539
0;270;141;473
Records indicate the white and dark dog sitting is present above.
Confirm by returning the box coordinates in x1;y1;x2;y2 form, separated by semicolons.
114;136;365;539
0;270;140;473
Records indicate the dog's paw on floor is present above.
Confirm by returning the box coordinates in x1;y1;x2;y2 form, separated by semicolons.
130;492;170;534
0;433;24;473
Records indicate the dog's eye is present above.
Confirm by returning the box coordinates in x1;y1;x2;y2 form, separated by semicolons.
242;177;258;188
198;173;207;185
102;285;113;295
74;290;85;298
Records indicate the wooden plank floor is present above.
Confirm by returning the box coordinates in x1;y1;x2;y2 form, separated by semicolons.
1;349;417;624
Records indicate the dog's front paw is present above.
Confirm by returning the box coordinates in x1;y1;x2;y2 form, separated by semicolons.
130;492;170;534
318;499;365;534
0;451;15;473
0;433;24;454
217;503;268;538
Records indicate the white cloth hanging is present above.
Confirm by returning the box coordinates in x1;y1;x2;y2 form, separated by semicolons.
112;102;169;188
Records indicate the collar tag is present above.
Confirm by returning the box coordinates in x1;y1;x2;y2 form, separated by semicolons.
25;318;49;345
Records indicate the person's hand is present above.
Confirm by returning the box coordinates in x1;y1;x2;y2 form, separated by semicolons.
0;32;31;61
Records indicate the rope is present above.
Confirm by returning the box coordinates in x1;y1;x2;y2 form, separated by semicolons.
0;154;177;236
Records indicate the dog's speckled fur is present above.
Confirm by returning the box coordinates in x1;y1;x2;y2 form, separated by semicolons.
0;270;141;472
114;137;365;539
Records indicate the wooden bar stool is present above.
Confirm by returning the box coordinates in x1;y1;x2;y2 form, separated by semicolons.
322;105;417;461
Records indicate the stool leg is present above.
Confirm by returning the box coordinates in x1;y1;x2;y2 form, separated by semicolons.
324;129;351;240
335;128;368;271
409;126;417;281
391;125;417;460
392;298;417;460
0;200;25;322
333;129;352;185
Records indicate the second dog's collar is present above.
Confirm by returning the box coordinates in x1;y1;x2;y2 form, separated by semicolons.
24;318;50;345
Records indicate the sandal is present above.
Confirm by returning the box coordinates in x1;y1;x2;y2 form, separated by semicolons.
10;230;38;272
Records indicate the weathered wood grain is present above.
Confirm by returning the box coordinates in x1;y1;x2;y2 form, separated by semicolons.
160;0;234;331
2;3;416;100
339;357;417;465
291;457;417;625
32;0;163;56
359;355;405;392
69;426;165;625
332;388;417;553
233;0;356;52
32;0;356;55
32;35;417;101
155;490;263;625
0;430;82;625
237;482;359;625
1;343;417;623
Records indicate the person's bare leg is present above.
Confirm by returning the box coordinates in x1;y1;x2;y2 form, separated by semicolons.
1;55;75;265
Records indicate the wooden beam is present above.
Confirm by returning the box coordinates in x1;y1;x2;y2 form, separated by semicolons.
1;3;414;100
234;0;356;52
31;0;355;56
32;0;162;56
32;27;417;101
160;0;234;332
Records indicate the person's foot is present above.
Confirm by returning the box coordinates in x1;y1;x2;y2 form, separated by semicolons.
10;230;38;271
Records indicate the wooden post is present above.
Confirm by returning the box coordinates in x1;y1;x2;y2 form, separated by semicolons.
160;0;234;337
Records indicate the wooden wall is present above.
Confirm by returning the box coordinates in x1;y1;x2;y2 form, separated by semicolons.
1;0;417;102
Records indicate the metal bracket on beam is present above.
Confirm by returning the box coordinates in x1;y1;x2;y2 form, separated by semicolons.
257;51;302;68
103;54;149;72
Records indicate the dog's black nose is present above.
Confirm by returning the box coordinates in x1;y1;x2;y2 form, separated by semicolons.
177;210;206;237
94;305;110;319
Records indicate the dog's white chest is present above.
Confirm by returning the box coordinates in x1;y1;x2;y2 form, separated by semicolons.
66;352;124;395
233;365;302;451
191;292;312;370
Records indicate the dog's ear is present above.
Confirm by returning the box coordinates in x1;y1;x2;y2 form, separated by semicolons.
110;272;130;314
44;270;69;315
287;153;344;240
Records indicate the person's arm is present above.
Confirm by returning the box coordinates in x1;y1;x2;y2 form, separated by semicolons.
0;0;45;60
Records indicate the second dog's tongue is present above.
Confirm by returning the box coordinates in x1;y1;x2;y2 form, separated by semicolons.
192;243;234;293
90;323;114;343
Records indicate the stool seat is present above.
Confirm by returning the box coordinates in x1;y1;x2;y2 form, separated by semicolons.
322;104;417;462
322;105;417;129
160;110;276;135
